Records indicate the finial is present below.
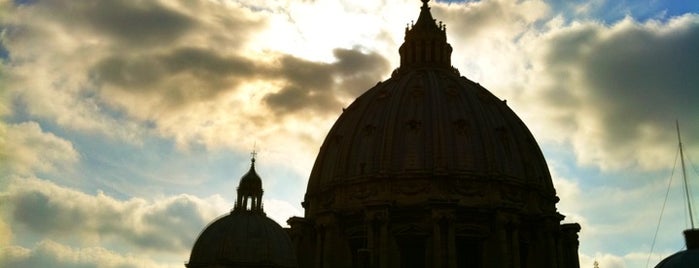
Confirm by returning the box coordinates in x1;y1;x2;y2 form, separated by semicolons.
251;142;257;164
422;0;429;7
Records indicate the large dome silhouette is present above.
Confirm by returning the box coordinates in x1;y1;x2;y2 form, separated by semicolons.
288;1;580;267
304;0;555;217
305;66;556;214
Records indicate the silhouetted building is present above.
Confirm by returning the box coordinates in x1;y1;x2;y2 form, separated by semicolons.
187;0;581;267
187;156;298;268
287;1;580;267
655;229;699;267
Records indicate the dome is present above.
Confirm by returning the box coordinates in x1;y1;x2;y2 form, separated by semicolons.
655;229;699;268
304;1;555;215
238;159;262;197
290;2;579;267
187;211;297;268
187;156;297;268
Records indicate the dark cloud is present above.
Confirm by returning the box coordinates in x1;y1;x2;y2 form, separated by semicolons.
92;46;388;118
332;48;391;96
163;47;256;77
264;84;340;114
535;15;699;169
263;55;339;114
81;1;194;46
18;0;264;49
92;47;255;109
92;55;168;89
135;196;207;250
263;48;390;115
333;48;387;75
586;21;699;148
276;55;336;89
12;191;83;235
20;0;195;47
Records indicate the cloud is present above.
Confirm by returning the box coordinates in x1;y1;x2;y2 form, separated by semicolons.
1;0;263;143
0;121;79;176
2;1;698;266
1;177;226;254
547;154;694;266
523;14;699;171
93;47;257;113
27;1;195;47
0;176;302;266
430;1;699;173
580;252;626;268
0;216;11;247
264;199;304;227
263;48;390;115
435;0;550;41
2;0;390;156
579;250;681;268
0;240;170;268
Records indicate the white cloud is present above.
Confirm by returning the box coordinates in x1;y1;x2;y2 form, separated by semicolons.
0;240;173;268
264;198;304;227
0;176;305;266
0;121;79;176
1;176;226;254
579;250;682;268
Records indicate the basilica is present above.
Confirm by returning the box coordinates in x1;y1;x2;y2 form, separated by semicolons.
187;1;581;267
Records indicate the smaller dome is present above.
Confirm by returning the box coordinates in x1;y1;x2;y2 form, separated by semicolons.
187;155;297;268
235;155;264;212
238;159;262;195
655;229;699;268
187;211;297;268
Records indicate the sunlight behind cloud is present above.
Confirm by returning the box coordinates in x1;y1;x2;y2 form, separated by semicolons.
2;0;699;267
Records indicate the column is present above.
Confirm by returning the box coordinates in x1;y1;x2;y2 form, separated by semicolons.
432;209;455;268
365;208;390;268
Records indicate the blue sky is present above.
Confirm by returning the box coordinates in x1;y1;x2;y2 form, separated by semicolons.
1;0;699;267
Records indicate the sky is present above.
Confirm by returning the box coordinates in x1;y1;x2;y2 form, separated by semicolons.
1;0;698;267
